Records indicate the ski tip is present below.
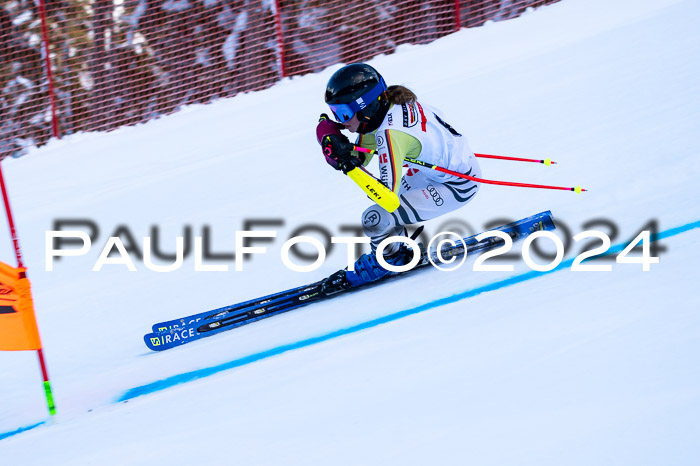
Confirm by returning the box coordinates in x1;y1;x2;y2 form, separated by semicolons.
144;333;167;351
543;158;556;166
573;186;586;194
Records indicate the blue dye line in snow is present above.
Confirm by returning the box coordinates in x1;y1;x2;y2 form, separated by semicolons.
117;219;700;402
0;421;45;442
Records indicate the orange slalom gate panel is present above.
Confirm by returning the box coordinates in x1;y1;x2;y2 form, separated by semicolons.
0;261;42;351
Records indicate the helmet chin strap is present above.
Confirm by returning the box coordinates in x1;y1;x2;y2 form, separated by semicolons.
356;94;390;134
357;116;372;134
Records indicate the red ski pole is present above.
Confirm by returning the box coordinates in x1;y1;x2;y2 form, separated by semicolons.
351;146;586;193
474;153;556;166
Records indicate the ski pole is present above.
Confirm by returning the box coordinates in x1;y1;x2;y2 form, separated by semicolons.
474;153;556;166
407;156;585;193
351;146;585;193
345;165;400;212
354;146;555;166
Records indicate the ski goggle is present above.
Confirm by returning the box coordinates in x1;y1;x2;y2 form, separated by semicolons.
328;78;387;123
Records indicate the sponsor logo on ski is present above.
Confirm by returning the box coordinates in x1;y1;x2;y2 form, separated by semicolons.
529;221;545;232
253;308;267;315
151;327;196;346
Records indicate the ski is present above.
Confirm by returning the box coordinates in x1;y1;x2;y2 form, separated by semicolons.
144;211;556;351
150;281;323;332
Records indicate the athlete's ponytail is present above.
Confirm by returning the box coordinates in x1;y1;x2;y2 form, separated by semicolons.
386;85;417;105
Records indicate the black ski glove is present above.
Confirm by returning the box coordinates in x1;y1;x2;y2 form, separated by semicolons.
316;114;362;174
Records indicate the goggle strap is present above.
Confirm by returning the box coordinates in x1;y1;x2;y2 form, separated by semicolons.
350;78;386;113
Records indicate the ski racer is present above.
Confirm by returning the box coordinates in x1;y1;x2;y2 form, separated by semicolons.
316;63;481;288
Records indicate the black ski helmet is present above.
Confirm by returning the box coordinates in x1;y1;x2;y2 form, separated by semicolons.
325;63;390;134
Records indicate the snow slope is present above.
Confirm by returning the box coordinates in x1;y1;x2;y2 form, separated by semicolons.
1;0;699;464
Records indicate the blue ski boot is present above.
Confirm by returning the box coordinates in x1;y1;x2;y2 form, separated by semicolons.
345;245;411;287
321;228;424;294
